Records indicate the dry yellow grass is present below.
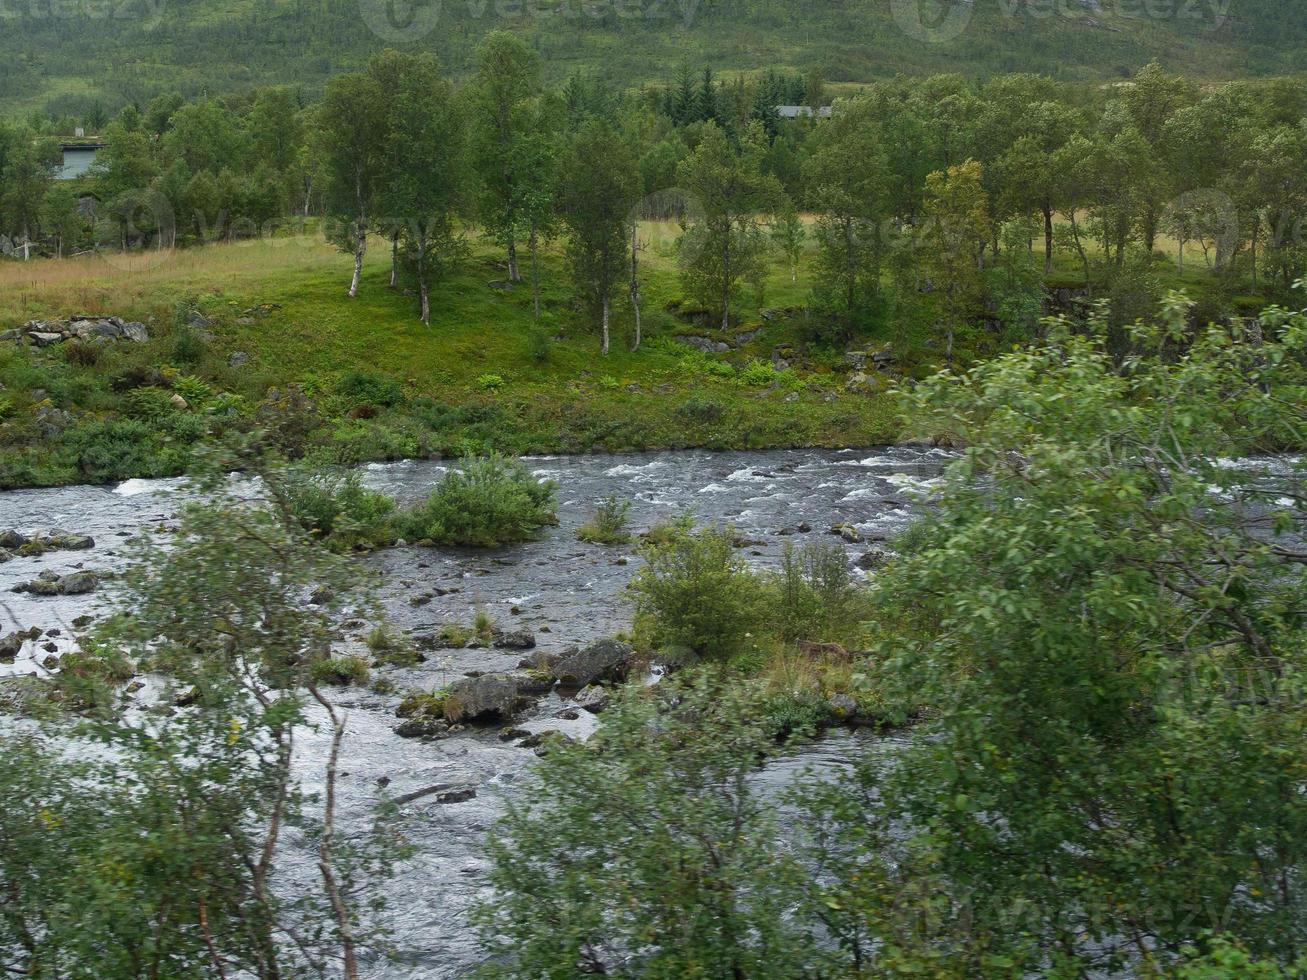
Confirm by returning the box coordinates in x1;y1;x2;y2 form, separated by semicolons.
0;235;345;324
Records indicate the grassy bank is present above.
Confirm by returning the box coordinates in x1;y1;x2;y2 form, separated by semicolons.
0;225;903;488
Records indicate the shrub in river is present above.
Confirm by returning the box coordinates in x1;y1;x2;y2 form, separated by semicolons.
265;464;397;551
577;496;632;545
310;654;371;686
629;522;763;660
403;454;557;548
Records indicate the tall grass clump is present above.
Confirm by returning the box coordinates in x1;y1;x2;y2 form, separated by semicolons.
404;454;557;547
577;496;632;545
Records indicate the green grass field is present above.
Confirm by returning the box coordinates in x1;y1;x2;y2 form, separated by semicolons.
0;224;904;487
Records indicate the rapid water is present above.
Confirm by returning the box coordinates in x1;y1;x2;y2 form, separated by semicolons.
0;447;949;977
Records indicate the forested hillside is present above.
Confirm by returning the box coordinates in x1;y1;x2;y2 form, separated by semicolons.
3;0;1306;116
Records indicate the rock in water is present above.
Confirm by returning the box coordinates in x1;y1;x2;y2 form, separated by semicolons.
572;685;611;714
552;639;633;688
0;632;24;661
443;673;531;723
493;629;536;650
13;570;99;596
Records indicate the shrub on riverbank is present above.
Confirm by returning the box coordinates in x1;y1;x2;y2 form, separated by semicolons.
404;455;557;548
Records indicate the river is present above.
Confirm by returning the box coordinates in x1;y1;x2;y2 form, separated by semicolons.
0;446;949;977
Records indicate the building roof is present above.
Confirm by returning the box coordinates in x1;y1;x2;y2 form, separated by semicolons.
776;105;833;119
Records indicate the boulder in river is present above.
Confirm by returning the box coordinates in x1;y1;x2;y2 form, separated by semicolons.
395;717;451;739
493;629;536;650
572;685;611;714
13;570;99;596
443;672;534;723
552;638;633;688
854;548;893;571
0;632;26;661
828;523;861;543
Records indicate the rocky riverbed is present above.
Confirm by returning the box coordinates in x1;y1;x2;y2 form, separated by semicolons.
0;447;950;977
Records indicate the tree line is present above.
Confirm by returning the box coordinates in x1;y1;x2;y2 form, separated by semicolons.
4;56;1307;353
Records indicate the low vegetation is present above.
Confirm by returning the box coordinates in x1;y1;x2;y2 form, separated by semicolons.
576;496;632;546
403;455;557;548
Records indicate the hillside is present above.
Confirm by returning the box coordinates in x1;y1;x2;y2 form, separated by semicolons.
3;0;1305;115
0;226;906;488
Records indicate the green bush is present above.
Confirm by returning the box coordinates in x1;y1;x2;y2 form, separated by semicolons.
266;465;397;550
676;397;725;423
316;420;422;465
171;327;207;368
577;496;632;545
476;374;505;392
62;420;167;483
770;541;862;644
629;522;762;660
403;454;557;547
739;359;781;387
171;375;214;409
335;369;404;409
123;386;179;423
309;655;370;687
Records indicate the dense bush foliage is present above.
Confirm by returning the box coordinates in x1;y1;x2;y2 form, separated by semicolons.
265;463;398;551
630;521;761;660
403;454;557;547
477;677;809;978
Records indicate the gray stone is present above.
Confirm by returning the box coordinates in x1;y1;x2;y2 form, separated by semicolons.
120;322;149;343
30;332;64;347
493;629;536;650
827;693;858;719
855;548;892;571
35;406;74;438
443;672;531;723
572;685;611;714
228;351;250;368
679;335;730;354
395;718;450;739
552;638;633;688
58;571;99;595
14;570;98;596
829;524;861;544
0;632;24;661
